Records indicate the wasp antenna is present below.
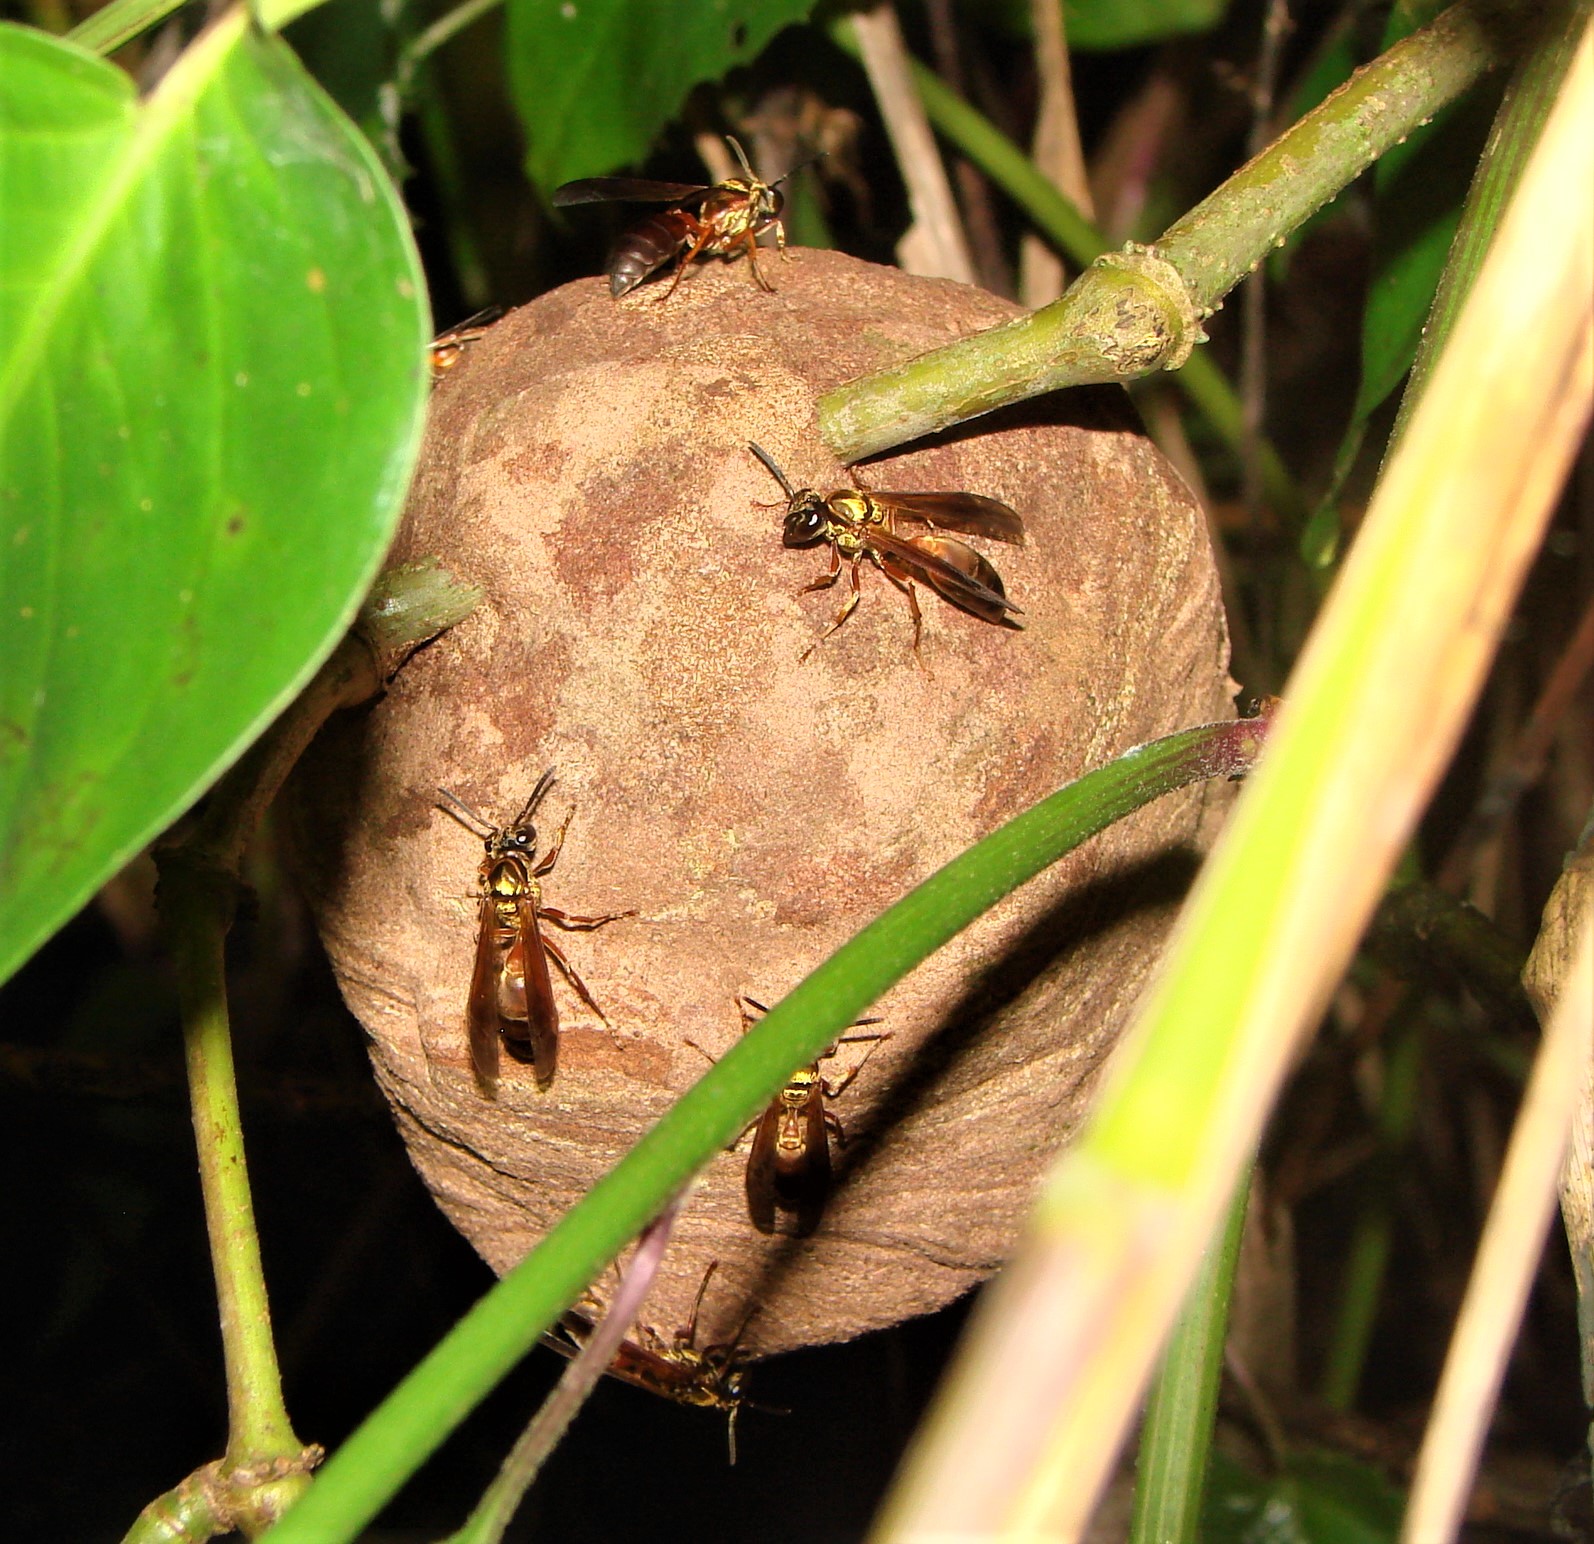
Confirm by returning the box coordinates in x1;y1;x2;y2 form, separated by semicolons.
519;765;558;822
437;787;492;834
769;148;827;190
748;442;797;498
725;134;757;181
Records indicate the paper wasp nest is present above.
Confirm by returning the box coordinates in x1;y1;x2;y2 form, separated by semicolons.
286;249;1233;1357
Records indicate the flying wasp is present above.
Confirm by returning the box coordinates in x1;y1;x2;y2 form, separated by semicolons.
552;136;798;300
438;770;633;1095
748;442;1025;658
545;1262;762;1461
737;997;887;1237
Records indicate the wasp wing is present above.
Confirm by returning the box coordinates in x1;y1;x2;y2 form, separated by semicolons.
873;529;1022;625
500;892;560;1088
743;1103;782;1234
878;492;1025;545
552;176;711;206
465;895;507;1094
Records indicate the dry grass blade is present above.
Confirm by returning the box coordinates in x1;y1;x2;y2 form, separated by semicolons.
870;16;1594;1542
847;3;975;283
1402;886;1593;1540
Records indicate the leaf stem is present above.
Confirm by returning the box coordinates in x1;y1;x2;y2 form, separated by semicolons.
66;0;187;56
127;562;479;1539
819;0;1523;462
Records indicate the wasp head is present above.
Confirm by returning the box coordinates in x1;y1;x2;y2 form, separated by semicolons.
781;493;830;547
490;823;536;862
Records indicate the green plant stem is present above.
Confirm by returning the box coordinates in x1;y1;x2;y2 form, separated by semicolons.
824;18;1306;523
125;563;479;1540
1320;1017;1424;1410
444;1202;680;1544
1387;0;1588;457
65;0;342;53
264;710;1277;1543
401;0;506;79
819;0;1523;463
149;864;318;1536
1129;1172;1251;1544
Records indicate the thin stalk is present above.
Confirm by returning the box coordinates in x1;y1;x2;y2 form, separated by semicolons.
1128;1173;1251;1544
1319;1019;1424;1410
139;865;318;1535
845;5;975;282
444;1202;681;1544
401;0;506;79
820;0;1523;462
125;563;479;1541
66;0;188;56
1402;920;1594;1540
1387;0;1590;456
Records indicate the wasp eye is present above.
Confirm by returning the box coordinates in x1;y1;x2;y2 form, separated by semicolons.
764;188;784;219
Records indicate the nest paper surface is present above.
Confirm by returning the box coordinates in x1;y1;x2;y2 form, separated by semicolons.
287;249;1233;1357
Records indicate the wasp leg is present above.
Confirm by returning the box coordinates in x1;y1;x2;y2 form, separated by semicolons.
677;1260;720;1349
823;1108;848;1148
539;931;616;1025
800;542;844;595
539;904;637;931
739;229;777;292
800;556;865;661
534;808;577;877
660;214;711;300
879;557;925;659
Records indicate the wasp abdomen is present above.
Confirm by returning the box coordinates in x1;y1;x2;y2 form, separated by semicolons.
609;209;697;297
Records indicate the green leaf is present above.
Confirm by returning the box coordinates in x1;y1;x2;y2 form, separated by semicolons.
505;0;817;195
1064;0;1231;52
0;15;429;988
1204;1449;1402;1544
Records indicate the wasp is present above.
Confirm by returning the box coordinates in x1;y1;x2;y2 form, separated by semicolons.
552;136;797;300
545;1262;759;1461
747;442;1026;659
438;770;633;1095
736;997;887;1236
427;306;501;381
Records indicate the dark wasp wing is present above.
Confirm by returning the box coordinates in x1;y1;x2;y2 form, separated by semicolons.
872;528;1022;626
551;176;712;207
746;1082;832;1236
501;891;560;1089
875;491;1025;545
743;1102;783;1234
465;894;507;1094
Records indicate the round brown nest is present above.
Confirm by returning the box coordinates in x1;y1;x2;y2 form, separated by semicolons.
285;248;1233;1361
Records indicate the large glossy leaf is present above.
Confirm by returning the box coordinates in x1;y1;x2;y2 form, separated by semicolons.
0;13;429;987
505;0;818;195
